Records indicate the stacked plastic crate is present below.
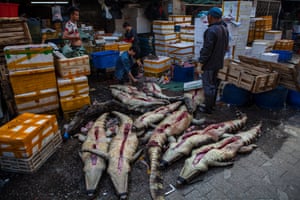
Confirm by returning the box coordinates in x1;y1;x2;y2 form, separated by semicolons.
53;51;91;114
168;42;194;64
153;20;176;56
143;56;171;77
254;16;272;40
180;25;195;43
0;112;62;173
4;44;59;114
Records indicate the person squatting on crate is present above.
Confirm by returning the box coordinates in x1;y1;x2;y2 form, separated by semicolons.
196;7;229;114
63;6;85;57
114;46;143;85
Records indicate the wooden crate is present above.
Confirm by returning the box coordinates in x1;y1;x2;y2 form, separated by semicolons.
0;18;33;119
54;55;90;78
218;59;279;93
0;113;59;158
0;131;62;173
239;55;300;91
0;18;32;50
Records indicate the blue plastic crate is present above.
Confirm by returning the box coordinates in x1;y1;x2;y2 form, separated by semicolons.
172;65;194;82
271;50;292;62
91;50;119;69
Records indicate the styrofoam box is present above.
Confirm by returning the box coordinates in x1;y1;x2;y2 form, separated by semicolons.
4;44;54;72
57;76;89;98
0;113;58;158
155;50;169;57
264;30;282;40
260;52;279;62
14;88;59;114
251;41;269;55
169;15;192;22
180;25;195;34
153;28;175;34
180;33;194;41
155;38;177;44
155;44;169;52
168;42;194;54
144;56;171;69
155;33;177;41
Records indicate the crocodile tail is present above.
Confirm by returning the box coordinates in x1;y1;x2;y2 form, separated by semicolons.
149;147;165;200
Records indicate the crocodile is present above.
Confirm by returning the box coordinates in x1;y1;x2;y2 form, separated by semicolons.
177;123;261;185
147;105;193;200
160;113;247;168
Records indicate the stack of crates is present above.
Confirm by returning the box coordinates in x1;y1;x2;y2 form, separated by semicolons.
153;20;177;56
180;25;195;43
0;113;62;173
143;56;171;77
53;50;91;114
168;42;194;64
254;16;272;40
168;15;192;26
4;44;59;114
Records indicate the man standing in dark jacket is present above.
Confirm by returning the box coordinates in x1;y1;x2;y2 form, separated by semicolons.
196;7;229;114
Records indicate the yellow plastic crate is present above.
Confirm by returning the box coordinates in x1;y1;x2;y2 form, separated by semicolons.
104;43;119;51
118;42;131;52
9;67;57;95
0;113;59;158
0;132;62;173
274;40;294;51
60;94;91;112
144;65;170;73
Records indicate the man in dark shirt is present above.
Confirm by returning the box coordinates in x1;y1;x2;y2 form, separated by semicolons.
196;7;229;114
114;46;139;84
123;22;139;48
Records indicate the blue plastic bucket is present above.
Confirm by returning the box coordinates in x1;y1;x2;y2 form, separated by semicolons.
286;89;300;109
254;86;288;110
220;83;253;106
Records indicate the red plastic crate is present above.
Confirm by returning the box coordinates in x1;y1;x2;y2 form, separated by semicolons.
0;3;19;17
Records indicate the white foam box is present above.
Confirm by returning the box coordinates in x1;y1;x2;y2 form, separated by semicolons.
168;42;194;54
0;113;59;158
155;33;177;41
155;43;169;52
169;15;192;22
264;30;282;41
144;56;171;69
153;20;175;34
57;76;89;98
180;33;194;41
14;88;59;114
260;52;279;63
180;25;195;34
4;44;54;72
54;54;90;78
155;50;169;57
251;41;269;55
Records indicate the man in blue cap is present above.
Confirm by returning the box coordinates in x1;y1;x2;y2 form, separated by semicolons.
196;7;229;114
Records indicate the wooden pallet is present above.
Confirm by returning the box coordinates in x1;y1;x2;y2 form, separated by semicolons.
239;55;300;91
0;18;32;122
218;59;279;93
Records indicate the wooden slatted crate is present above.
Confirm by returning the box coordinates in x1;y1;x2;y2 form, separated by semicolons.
239;55;300;91
218;59;279;93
